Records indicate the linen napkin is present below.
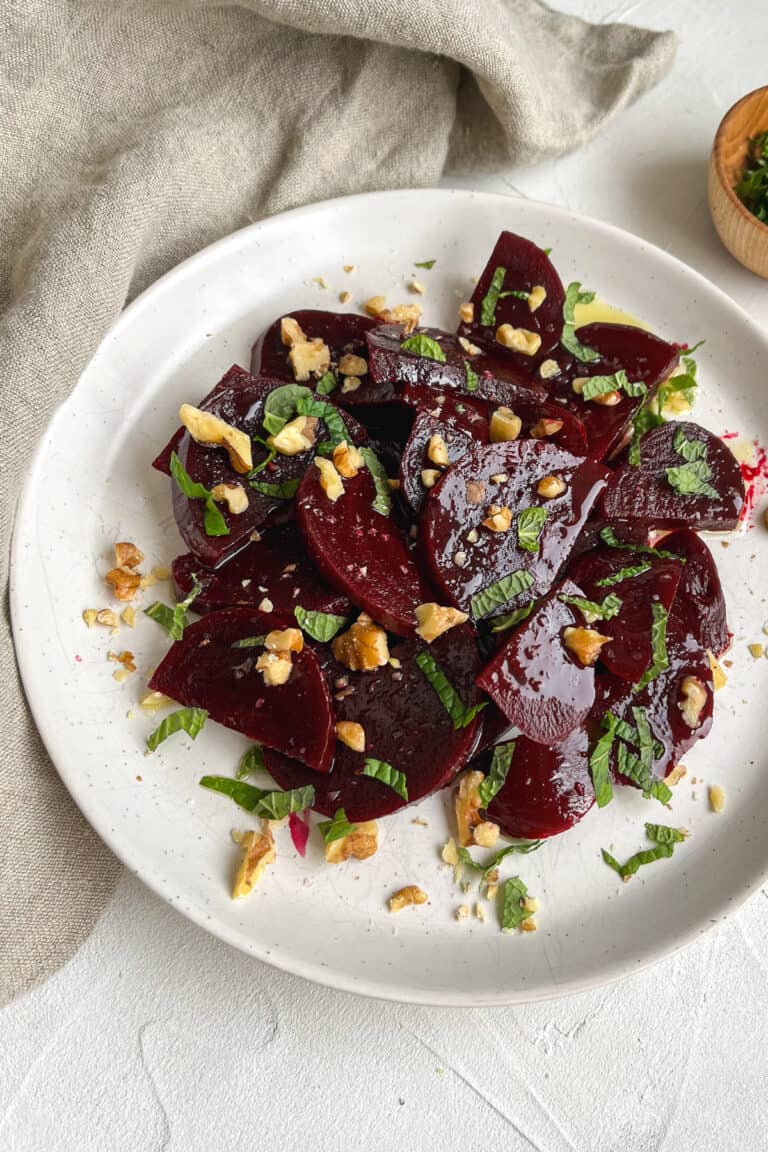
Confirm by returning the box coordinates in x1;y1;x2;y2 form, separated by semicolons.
0;0;675;1005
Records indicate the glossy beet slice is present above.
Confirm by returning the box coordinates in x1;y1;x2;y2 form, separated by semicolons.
264;626;484;820
566;548;683;682
251;310;388;403
483;727;594;840
366;324;545;404
658;528;729;656
148;608;335;772
457;231;566;361
399;399;488;515
152;365;256;476
296;457;431;636
421;439;610;619
601;421;745;533
476;580;596;744
172;526;351;621
172;377;365;568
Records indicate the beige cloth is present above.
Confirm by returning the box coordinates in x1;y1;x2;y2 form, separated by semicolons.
0;0;675;1005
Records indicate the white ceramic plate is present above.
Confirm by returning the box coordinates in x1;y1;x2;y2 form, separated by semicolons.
11;190;768;1005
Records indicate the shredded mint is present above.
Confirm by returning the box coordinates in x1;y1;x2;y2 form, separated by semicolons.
604;711;663;760
616;743;672;804
318;807;357;843
237;745;265;780
360;446;392;516
170;451;229;537
457;839;542;884
500;876;535;932
360;758;408;801
464;360;479;393
665;458;719;500
145;575;202;641
200;775;314;818
517;507;548;552
415;650;487;730
470;570;535;620
400;333;446;362
478;742;515;807
601;842;674;881
200;775;267;809
249;436;277;475
589;716;616;808
579;369;647;402
262;384;313;436
673;426;707;461
632;705;653;771
499;289;530;301
561;282;599;362
558;592;622;623
646;822;688;844
414;259;436;269
489;602;535;632
295;394;350;447
294;605;347;643
231;636;266;648
594;562;652;587
147;706;207;752
315;371;337;396
249;477;301;500
734;131;768;223
480;266;506;327
598;526;680;561
634;603;669;691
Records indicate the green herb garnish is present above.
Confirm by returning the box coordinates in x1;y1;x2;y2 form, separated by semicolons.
594;562;652;587
237;745;265;779
665;458;719;500
415;650;487;730
414;259;437;269
561;282;599;362
170;452;229;537
262;384;313;436
400;334;446;362
359;446;392;516
318;807;357;843
646;822;687;844
248;437;277;475
145;575;202;641
360;758;408;801
632;705;653;771
457;839;542;884
616;743;672;804
498;289;530;301
295;394;350;447
579;369;646;402
500;877;535;932
588;716;616;808
480;266;506;327
598;526;680;561
464;360;479;393
601;843;674;881
470;570;535;621
147;706;207;752
489;602;535;632
315;371;338;396
634;603;669;691
478;742;515;807
294;606;347;643
673;426;706;461
231;636;266;648
558;592;622;622
516;507;548;552
200;775;315;818
734;131;768;224
249;477;301;500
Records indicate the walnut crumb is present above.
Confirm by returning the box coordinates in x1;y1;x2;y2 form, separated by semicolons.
231;825;275;898
339;290;352;304
455;904;470;921
709;784;726;813
495;325;541;356
388;885;428;912
324;820;378;863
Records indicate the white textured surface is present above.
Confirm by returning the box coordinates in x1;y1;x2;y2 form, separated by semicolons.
4;0;768;1147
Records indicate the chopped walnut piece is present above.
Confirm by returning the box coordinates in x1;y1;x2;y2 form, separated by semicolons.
120;606;136;628
258;597;274;613
152;565;171;582
538;358;561;380
340;376;361;394
332;614;390;671
495;325;542;356
562;626;611;667
473;821;500;848
255;650;293;687
709;784;726;813
363;295;387;317
441;837;459;866
520;918;538;933
537;474;567;499
105;567;141;602
388;885;428;912
455;904;470;921
408;280;425;296
140;690;173;712
280;316;307;346
427;433;450;467
231;826;275;898
459;301;474;324
421;468;441;489
530;418;564;438
458;336;481;356
678;675;708;728
108;649;137;673
338;353;368;377
335;720;365;752
475;903;487;923
666;763;687;787
333;439;364;478
527;285;547;312
178;404;253;473
314;456;344;502
748;642;765;659
482;504;513;533
414;603;469;643
465;480;485;505
455;770;485;847
339;290;352;304
270;415;319;456
289;338;331;382
384;303;422;333
264;628;304;654
82;609;99;628
594;391;622;407
324;820;378;863
114;542;144;569
707;650;727;691
489;406;522;443
211;482;249;515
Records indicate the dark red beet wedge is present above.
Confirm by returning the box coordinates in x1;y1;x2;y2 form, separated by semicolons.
264;626;484;820
476;580;597;744
296;457;431;636
148;608;335;772
399;399;488;515
251;310;387;403
658;529;730;656
601;421;745;533
457;231;566;361
483;727;594;840
172;526;351;620
566;548;683;682
421;440;610;619
152;365;256;476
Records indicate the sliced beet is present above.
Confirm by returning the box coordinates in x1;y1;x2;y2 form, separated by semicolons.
421;440;610;619
296;456;431;636
148;607;335;772
172;526;351;620
152;365;256;476
565;548;683;682
457;231;566;361
399;399;488;515
658;528;730;656
601;421;745;533
263;626;484;820
476;580;597;744
251;310;389;403
483;727;594;840
172;377;365;568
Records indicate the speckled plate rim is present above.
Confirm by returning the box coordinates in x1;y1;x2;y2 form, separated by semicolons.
10;188;768;1006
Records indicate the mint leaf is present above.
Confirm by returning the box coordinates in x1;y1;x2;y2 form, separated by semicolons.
632;705;653;771
200;775;267;809
470;570;535;620
665;459;719;500
147;706;207;752
248;436;276;476
315;371;337;396
594;562;652;587
318;807;357;844
558;592;622;622
601;842;674;881
414;259;436;269
673;426;706;461
561;282;599;362
295;394;350;447
360;758;408;801
458;839;542;884
262;384;313;436
415;650;487;730
231;636;266;648
489;602;535;632
646;822;687;844
500;877;534;932
480;266;506;327
478;741;515;807
616;743;672;804
517;507;548;552
144;601;175;634
170;451;229;537
237;745;265;780
634;603;669;691
464;360;479;393
360;446;392;516
294;605;347;643
200;776;314;819
400;334;446;362
628;407;663;466
145;574;202;641
249;477;301;500
580;370;629;401
498;289;530;301
598;526;681;561
589;716;616;808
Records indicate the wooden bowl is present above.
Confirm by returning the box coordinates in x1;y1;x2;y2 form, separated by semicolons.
708;85;768;278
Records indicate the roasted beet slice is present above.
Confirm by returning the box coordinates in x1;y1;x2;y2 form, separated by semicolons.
457;231;566;361
251;310;389;403
601;421;745;533
366;324;545;404
658;528;729;656
421;440;610;619
296;457;431;636
399;399;488;515
566;548;683;682
172;377;365;568
476;580;596;744
152;365;256;475
148;608;335;772
264;626;483;820
172;526;351;621
483;727;594;840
